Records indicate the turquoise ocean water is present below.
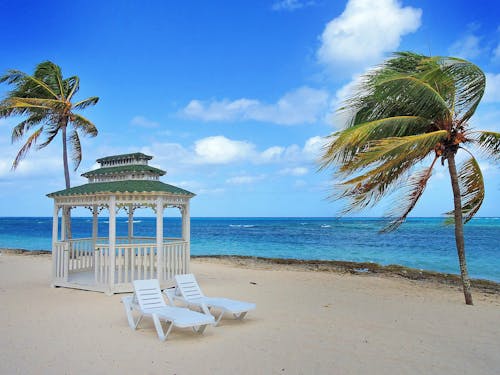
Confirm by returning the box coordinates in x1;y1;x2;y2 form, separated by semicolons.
0;217;498;282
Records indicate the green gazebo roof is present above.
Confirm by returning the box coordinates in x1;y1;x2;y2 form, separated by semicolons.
47;180;195;197
81;164;166;177
96;152;152;163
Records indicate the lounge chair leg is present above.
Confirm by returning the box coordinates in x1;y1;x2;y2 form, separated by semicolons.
123;297;140;330
135;315;143;329
234;312;247;320
152;314;171;342
214;312;224;326
193;324;207;335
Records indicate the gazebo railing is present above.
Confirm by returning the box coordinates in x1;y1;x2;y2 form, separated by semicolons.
94;240;188;285
161;241;189;280
68;238;95;273
65;237;183;275
53;241;69;281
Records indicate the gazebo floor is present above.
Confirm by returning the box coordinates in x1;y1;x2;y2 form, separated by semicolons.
53;269;174;294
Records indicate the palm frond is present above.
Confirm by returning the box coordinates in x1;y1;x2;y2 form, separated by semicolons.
33;61;64;98
73;96;99;111
3;97;66;111
382;157;438;232
439;57;485;123
342;58;451;127
340;130;447;174
36;125;60;150
320;116;432;169
71;113;98;137
65;76;80;100
11;127;43;170
472;130;500;160
0;68;59;99
11;114;46;142
68;130;82;171
446;154;484;223
331;131;446;213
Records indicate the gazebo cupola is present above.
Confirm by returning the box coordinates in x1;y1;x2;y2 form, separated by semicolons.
47;152;195;295
83;153;163;183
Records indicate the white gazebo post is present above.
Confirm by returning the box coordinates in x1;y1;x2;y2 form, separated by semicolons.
109;196;116;293
156;197;164;281
127;204;134;243
51;204;59;284
92;205;98;250
60;207;67;242
182;201;191;273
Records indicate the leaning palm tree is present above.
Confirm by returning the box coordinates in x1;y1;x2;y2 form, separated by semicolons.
0;61;99;238
320;52;500;305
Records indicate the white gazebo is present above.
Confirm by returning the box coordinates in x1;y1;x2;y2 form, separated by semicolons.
47;152;194;294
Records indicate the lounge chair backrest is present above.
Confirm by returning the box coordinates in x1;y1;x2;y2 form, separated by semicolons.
175;274;205;300
133;279;166;312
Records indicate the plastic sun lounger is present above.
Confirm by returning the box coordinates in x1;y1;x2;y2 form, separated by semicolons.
122;279;215;341
164;273;256;326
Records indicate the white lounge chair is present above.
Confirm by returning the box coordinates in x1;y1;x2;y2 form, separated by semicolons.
164;273;256;326
122;279;215;341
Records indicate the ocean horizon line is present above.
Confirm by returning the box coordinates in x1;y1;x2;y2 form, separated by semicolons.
1;215;499;219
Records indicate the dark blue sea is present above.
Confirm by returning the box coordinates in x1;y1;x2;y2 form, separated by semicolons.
0;217;498;282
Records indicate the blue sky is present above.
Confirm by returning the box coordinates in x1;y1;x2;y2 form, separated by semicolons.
0;0;499;217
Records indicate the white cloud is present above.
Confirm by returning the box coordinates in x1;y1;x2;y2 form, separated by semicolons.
448;34;483;59
226;175;265;185
0;132;63;180
493;44;500;61
198;187;226;195
139;135;326;169
484;73;500;103
279;167;309;176
193;136;256;164
130;115;160;128
317;0;421;74
334;74;364;104
140;143;193;171
183;99;258;122
260;146;285;162
181;86;330;125
272;0;314;11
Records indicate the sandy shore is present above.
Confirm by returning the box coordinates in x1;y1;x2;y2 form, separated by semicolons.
1;253;499;374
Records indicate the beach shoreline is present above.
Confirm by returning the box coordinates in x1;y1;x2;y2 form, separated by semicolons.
2;248;499;295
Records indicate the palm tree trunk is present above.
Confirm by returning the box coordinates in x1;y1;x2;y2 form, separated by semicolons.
61;123;72;240
61;123;70;189
447;153;473;305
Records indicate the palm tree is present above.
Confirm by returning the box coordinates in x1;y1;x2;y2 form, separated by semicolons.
320;52;500;305
0;61;99;237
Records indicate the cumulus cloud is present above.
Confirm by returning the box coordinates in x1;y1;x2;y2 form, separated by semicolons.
493;43;500;61
226;175;265;185
484;73;500;103
193;136;256;164
279;167;309;176
317;0;421;74
303;136;327;161
448;34;483;59
131;115;160;128
181;86;330;125
0;129;64;181
272;0;314;11
140;135;325;168
260;146;285;162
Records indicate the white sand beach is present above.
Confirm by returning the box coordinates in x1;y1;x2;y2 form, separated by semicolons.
1;253;499;375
